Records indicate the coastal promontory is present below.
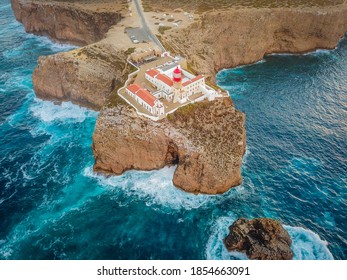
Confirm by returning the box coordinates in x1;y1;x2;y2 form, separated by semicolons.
151;1;347;80
92;98;246;194
10;0;347;194
11;0;125;45
32;43;134;110
12;0;347;110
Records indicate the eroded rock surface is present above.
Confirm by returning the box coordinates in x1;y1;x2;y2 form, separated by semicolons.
162;7;347;81
224;218;293;260
11;0;124;45
32;43;133;110
92;98;246;194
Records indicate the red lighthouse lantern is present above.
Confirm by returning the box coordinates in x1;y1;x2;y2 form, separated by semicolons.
173;66;182;83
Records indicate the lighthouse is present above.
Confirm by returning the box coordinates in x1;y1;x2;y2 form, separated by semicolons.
173;66;185;103
173;66;182;83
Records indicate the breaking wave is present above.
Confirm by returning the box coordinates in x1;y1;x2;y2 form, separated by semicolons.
83;166;221;211
205;216;334;260
284;225;334;260
1;0;346;259
30;99;97;124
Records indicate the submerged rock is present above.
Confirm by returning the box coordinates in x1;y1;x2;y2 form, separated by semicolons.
224;218;293;260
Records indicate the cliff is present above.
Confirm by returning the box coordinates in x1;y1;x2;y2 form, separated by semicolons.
162;6;347;80
11;0;125;45
32;42;134;110
92;98;246;194
13;1;347;109
11;0;347;194
224;218;293;260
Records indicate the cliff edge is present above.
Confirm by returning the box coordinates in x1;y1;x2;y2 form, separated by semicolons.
161;6;347;80
92;98;246;194
32;42;134;110
11;0;125;45
13;0;347;109
10;0;347;194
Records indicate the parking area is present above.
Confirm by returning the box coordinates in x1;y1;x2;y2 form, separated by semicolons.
125;27;150;44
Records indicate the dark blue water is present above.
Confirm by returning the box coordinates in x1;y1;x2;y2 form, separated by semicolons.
0;0;345;260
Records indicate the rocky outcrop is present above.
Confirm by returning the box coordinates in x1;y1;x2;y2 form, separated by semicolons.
11;0;124;45
32;43;134;110
162;6;347;80
10;0;132;109
12;0;347;195
92;98;246;194
224;218;293;260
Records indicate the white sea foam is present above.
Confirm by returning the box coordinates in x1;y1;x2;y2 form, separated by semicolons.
205;215;250;260
267;48;333;58
3;73;32;92
2;35;75;61
284;225;334;260
30;99;97;123
205;216;334;260
32;34;76;52
219;59;266;73
0;246;13;259
242;147;251;165
84;166;226;211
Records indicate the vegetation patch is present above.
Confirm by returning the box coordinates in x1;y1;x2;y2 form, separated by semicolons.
108;91;129;108
186;62;198;75
158;26;172;34
167;101;211;124
125;47;136;56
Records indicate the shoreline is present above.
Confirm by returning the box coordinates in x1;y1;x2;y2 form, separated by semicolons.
4;0;345;258
216;34;346;74
9;0;347;194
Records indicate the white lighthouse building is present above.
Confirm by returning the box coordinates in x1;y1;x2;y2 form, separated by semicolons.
144;64;209;104
124;61;218;118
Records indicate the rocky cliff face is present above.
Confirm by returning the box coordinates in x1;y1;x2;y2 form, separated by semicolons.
11;0;124;45
163;6;347;80
12;0;347;194
32;42;133;110
92;98;246;194
12;0;132;110
224;218;293;260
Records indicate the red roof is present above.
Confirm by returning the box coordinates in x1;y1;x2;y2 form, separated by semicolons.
136;88;156;107
182;75;204;87
156;73;173;87
146;68;160;78
127;83;156;107
127;84;141;94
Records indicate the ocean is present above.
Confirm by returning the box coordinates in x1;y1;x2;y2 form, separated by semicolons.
0;0;346;259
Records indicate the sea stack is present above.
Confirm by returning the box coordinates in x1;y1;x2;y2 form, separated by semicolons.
224;218;294;260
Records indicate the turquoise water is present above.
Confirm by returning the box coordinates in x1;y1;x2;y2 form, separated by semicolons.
0;0;345;259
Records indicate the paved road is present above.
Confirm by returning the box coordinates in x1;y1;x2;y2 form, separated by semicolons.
133;0;166;52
